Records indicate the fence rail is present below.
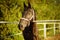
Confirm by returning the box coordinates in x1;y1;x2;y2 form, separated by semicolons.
0;20;60;39
38;23;60;39
0;20;60;24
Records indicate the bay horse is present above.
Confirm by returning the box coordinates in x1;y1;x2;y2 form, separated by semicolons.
18;2;39;40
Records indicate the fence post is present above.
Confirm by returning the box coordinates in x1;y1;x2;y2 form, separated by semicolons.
59;24;60;32
44;23;46;39
54;23;56;35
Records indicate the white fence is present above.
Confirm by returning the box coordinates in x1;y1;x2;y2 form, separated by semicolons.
37;23;60;39
0;20;60;39
36;20;60;39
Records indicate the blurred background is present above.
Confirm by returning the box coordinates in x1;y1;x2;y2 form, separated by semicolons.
0;0;60;40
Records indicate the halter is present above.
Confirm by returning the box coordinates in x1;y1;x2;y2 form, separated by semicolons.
21;9;35;22
20;9;35;26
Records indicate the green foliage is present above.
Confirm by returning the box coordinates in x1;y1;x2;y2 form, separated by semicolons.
0;0;60;40
0;0;24;40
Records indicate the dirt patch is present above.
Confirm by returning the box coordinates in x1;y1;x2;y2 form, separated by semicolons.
45;34;60;40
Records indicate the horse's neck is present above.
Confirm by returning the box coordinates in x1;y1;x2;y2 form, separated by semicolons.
23;17;39;40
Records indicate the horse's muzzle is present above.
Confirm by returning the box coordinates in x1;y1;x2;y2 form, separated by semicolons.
18;24;25;31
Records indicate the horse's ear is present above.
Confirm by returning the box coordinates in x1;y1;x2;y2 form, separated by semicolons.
28;2;31;8
24;2;27;10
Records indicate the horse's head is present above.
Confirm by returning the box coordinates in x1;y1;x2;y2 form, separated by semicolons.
18;2;35;31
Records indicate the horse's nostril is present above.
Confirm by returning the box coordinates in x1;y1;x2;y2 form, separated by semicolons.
20;25;25;30
20;25;23;27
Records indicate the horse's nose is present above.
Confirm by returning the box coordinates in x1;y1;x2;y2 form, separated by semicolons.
20;25;23;28
20;25;24;30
